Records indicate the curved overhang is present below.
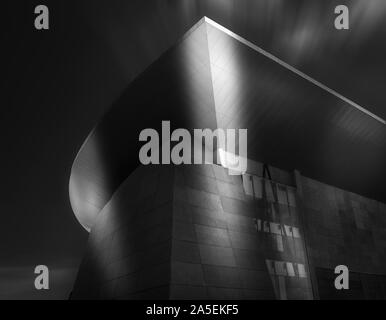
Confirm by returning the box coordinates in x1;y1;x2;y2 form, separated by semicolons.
69;17;386;231
69;18;219;231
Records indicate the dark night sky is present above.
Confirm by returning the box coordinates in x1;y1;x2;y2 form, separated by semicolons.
2;0;386;299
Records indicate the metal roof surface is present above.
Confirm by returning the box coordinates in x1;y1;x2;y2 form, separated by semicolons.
69;18;386;230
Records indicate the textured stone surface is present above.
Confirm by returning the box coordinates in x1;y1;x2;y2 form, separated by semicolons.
71;162;386;299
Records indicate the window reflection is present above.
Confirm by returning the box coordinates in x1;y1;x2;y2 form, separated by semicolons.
242;172;311;299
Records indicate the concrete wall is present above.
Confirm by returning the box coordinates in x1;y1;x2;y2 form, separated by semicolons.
71;161;386;299
300;176;386;299
71;165;174;299
170;164;313;299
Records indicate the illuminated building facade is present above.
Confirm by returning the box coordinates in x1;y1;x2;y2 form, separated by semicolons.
69;18;386;299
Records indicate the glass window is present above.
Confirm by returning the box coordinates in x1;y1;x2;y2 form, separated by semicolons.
275;261;287;276
297;264;307;278
277;185;288;205
287;188;297;207
292;227;300;238
242;174;253;196
283;225;292;237
270;222;283;235
286;262;296;277
252;176;263;199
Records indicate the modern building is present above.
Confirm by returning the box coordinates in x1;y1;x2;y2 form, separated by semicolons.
69;17;386;299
